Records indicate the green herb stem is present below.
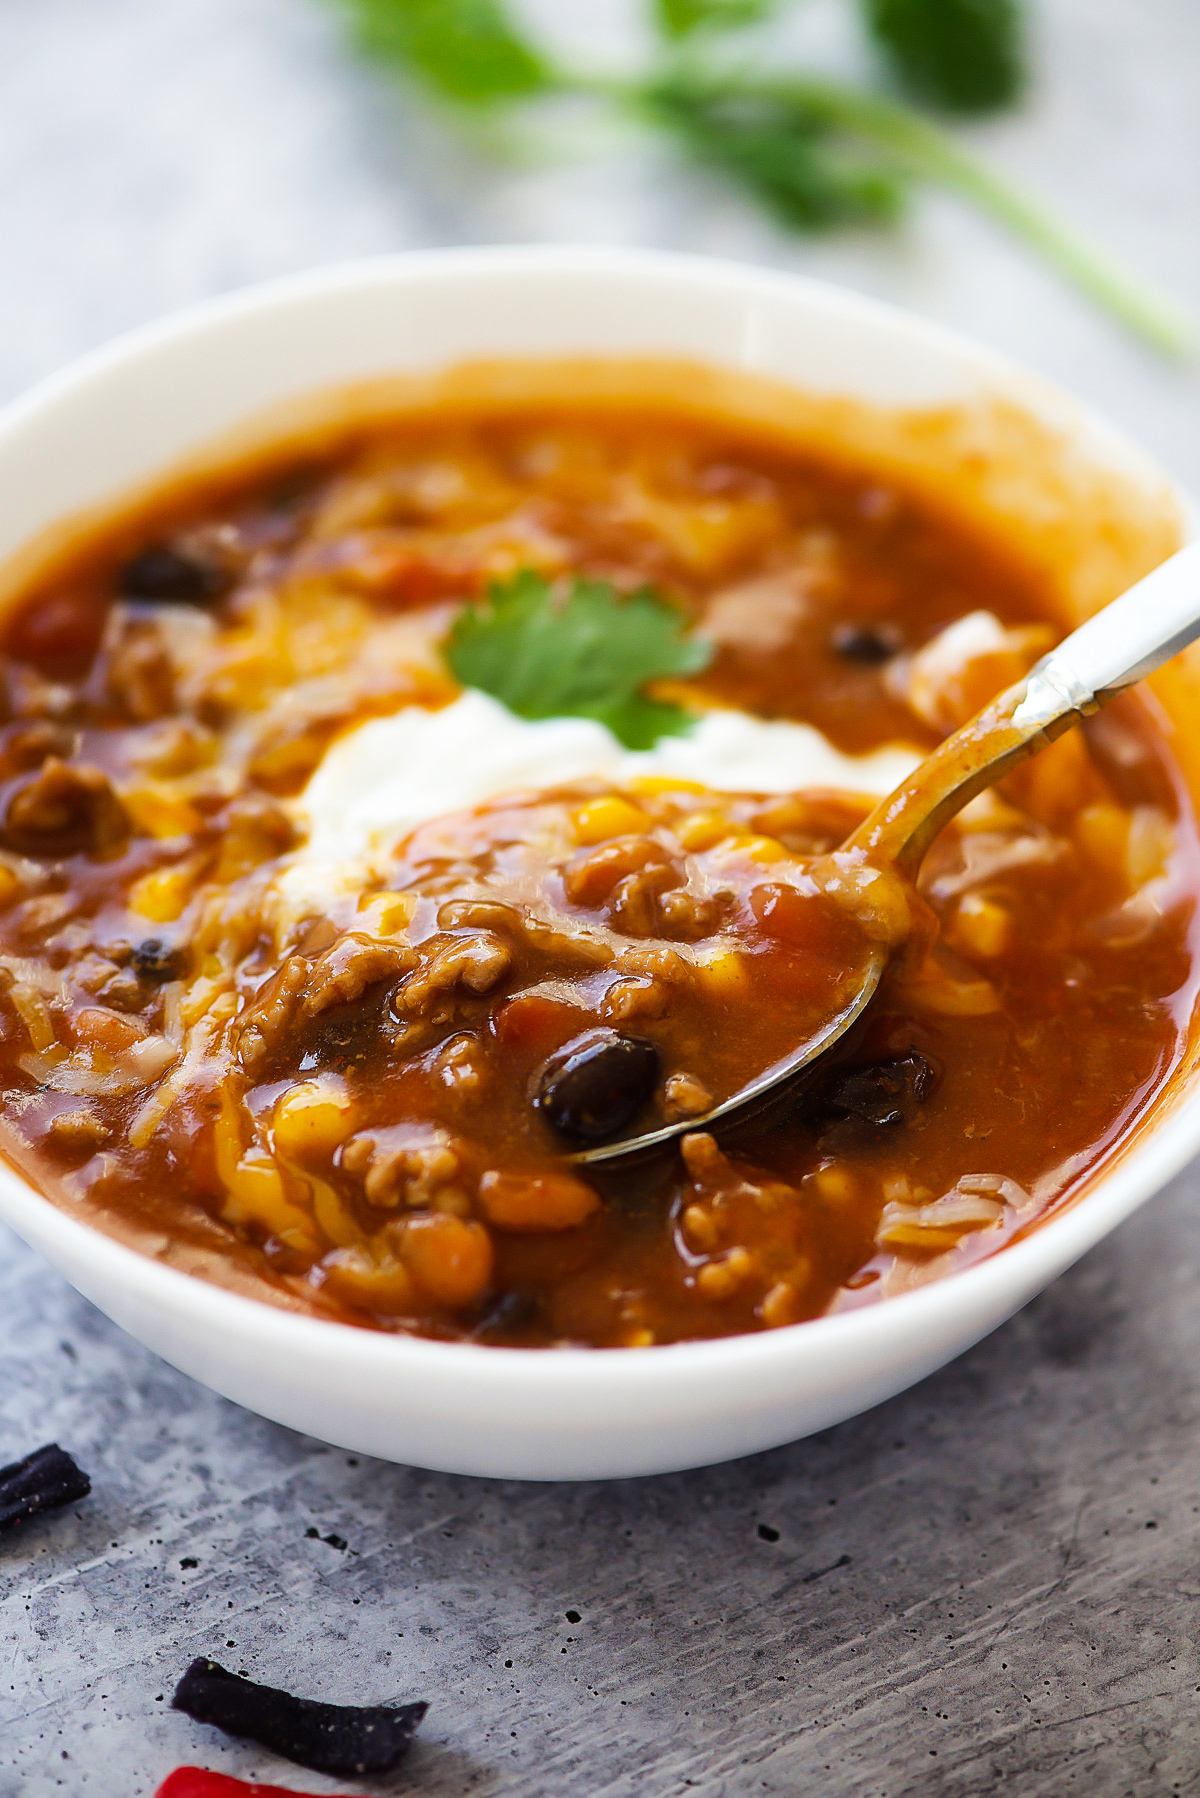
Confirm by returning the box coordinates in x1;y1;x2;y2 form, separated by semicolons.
753;77;1192;357
325;0;1192;360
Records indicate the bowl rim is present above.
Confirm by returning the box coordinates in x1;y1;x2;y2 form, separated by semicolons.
0;240;1197;1400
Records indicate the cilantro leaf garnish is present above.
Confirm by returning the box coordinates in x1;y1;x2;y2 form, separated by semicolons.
444;570;714;750
654;0;778;38
333;0;549;106
864;0;1024;114
643;75;906;231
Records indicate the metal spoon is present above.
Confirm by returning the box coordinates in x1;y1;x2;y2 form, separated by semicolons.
573;540;1200;1168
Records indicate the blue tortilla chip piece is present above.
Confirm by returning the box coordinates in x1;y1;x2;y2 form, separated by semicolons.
171;1659;427;1777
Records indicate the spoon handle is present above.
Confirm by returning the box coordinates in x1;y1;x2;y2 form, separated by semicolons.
849;540;1200;879
1018;539;1200;720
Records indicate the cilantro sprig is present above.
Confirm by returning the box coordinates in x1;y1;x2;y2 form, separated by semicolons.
336;0;549;104
444;570;714;750
640;74;907;233
865;0;1024;114
325;0;1189;357
654;0;778;37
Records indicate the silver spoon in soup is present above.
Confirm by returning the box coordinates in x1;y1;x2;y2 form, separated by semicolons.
571;539;1200;1167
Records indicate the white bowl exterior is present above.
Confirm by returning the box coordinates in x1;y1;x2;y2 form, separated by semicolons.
0;246;1196;1480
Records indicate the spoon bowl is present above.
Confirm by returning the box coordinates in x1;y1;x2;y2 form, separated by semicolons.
572;948;887;1166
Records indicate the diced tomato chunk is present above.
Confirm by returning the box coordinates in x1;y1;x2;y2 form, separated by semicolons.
377;556;464;608
749;883;853;962
491;993;582;1055
6;587;110;672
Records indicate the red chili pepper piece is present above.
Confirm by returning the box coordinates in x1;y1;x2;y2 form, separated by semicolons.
155;1769;370;1798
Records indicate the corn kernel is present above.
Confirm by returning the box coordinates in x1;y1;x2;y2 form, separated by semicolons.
955;790;1028;834
0;864;21;907
1021;729;1092;824
810;1161;859;1205
431;1186;474;1218
208;654;277;711
572;796;650;845
308;1173;362;1248
952;892;1011;959
272;1077;356;1161
694;944;748;999
122;784;202;841
740;833;789;864
681;1202;720;1253
477;1169;600;1232
400;1213;494;1309
696;1246;754;1300
321;1246;417;1315
227;1148;283;1208
753;796;816;838
127;865;193;923
225;1149;315;1250
246;734;324;788
358;889;418;936
627;774;707;798
1126;806;1174;886
759;1281;801;1329
1075;802;1131;875
675;809;731;852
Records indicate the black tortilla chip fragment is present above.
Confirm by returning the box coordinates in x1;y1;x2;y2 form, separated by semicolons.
0;1443;91;1534
171;1659;427;1777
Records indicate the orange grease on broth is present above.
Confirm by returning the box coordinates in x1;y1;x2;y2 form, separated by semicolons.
0;357;1195;1345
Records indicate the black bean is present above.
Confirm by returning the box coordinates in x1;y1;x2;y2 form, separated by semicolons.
131;937;184;982
535;1030;659;1142
118;544;230;605
171;1658;427;1777
0;1443;91;1535
831;623;902;664
822;1049;938;1127
475;1290;538;1341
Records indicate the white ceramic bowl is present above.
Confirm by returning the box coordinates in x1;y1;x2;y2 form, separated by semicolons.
1;247;1197;1481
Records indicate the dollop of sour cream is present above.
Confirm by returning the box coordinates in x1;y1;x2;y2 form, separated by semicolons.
267;692;923;929
294;690;922;866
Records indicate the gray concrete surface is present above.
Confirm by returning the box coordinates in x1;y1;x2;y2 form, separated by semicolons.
1;2;1199;1792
